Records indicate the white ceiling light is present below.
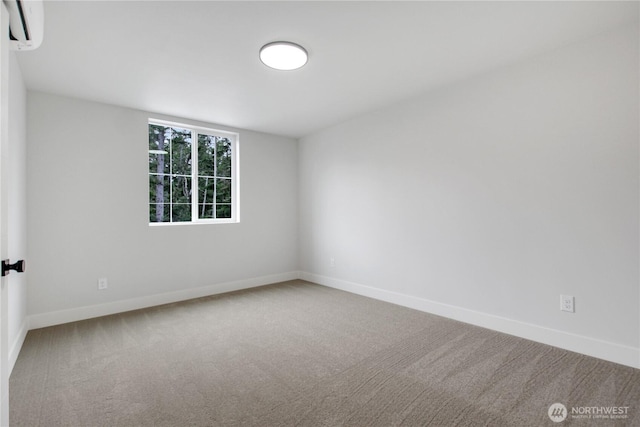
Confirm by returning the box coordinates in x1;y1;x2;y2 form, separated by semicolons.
260;41;308;71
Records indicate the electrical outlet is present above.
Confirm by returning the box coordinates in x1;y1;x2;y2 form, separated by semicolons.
560;295;574;313
98;277;108;290
330;257;335;268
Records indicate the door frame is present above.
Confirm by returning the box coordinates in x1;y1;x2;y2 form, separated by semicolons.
0;2;11;424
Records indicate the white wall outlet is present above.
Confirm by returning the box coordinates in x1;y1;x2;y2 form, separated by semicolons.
330;257;335;268
560;295;574;313
98;277;108;290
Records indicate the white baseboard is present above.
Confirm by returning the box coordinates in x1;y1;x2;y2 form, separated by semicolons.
28;271;300;330
24;271;640;369
300;272;640;369
8;319;28;375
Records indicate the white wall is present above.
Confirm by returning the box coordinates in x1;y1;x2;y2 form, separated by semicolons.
27;92;298;325
7;52;27;372
21;23;639;369
299;25;639;367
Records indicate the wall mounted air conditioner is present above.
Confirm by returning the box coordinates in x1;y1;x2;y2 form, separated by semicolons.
4;0;43;51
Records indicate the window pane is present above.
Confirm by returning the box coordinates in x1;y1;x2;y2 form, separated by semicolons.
150;202;170;223
216;138;232;177
216;204;232;219
171;175;192;205
149;152;169;175
198;177;215;218
149;125;170;175
198;204;215;219
198;134;216;176
172;204;191;222
216;178;231;203
149;174;170;203
149;174;170;222
149;124;168;152
170;127;192;176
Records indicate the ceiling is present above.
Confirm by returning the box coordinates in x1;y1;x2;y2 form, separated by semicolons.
16;1;639;138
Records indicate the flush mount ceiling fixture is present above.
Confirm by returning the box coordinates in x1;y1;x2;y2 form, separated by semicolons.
260;41;308;71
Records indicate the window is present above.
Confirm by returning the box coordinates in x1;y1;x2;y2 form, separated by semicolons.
148;120;238;224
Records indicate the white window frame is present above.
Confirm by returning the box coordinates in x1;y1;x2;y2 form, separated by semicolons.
148;119;240;225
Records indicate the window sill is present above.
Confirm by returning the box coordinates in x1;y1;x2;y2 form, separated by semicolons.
149;219;239;227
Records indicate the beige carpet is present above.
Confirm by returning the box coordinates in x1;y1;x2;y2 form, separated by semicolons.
10;280;640;426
